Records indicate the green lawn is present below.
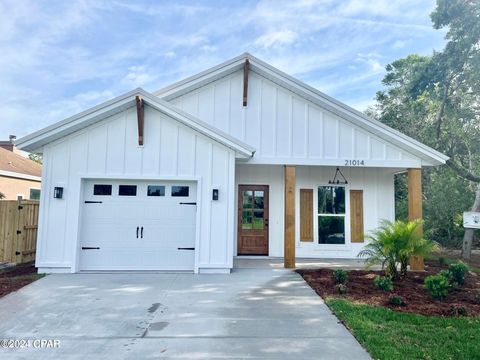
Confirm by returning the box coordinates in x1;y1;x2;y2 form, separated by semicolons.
327;298;480;360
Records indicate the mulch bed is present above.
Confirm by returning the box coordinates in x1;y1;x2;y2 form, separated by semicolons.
0;262;41;298
297;260;480;317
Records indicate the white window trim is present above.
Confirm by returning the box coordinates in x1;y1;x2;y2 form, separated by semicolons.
314;184;350;248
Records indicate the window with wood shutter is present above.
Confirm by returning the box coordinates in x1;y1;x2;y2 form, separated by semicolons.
350;190;364;243
300;189;313;242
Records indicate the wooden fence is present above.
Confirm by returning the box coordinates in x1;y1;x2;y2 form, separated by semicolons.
0;199;39;264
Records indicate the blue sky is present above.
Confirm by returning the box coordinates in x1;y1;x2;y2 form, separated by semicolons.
0;0;446;139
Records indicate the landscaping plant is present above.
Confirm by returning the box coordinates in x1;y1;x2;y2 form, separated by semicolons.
358;219;438;279
374;276;393;292
424;274;451;300
388;294;406;306
447;262;469;286
332;269;348;284
335;283;347;294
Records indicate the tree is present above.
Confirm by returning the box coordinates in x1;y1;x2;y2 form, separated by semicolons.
369;0;480;258
0;192;4;199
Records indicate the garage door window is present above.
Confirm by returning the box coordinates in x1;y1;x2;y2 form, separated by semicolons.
93;184;112;196
119;185;137;196
148;185;165;197
172;186;189;197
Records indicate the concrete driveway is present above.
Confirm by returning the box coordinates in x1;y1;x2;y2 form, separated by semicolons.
0;269;370;359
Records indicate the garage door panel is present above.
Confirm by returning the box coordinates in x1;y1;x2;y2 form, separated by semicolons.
80;180;197;271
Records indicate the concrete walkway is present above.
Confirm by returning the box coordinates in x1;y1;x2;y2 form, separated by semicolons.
0;269;370;359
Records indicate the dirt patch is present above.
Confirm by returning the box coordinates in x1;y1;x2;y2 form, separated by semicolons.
0;262;43;298
298;260;480;317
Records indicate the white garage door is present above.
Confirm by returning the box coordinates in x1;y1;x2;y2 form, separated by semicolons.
79;179;197;271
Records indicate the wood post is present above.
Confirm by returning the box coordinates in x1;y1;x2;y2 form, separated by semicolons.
243;59;249;107
407;168;424;270
136;95;144;146
284;165;296;268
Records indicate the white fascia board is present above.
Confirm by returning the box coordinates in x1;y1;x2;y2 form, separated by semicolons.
15;89;140;153
0;170;41;181
248;59;448;166
139;90;255;158
154;53;248;99
15;87;255;158
155;52;448;167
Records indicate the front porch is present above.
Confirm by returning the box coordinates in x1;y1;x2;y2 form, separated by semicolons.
234;257;382;270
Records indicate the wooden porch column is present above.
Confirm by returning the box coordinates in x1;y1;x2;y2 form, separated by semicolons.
408;168;424;271
284;165;296;268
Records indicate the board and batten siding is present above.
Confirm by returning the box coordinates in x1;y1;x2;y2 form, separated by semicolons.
36;105;235;273
168;70;421;168
235;164;395;258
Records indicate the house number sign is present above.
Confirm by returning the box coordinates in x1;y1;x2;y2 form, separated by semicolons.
344;160;366;166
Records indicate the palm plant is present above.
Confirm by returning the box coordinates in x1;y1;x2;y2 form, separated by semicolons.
358;219;438;279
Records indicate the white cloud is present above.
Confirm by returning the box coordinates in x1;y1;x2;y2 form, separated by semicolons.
254;29;299;48
121;66;155;88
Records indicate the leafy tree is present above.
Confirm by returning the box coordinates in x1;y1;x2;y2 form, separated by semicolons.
368;0;480;258
28;153;42;164
0;192;4;199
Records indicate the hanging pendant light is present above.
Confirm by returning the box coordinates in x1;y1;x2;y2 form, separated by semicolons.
328;167;348;185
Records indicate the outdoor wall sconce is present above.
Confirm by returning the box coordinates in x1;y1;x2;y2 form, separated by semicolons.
53;187;64;199
328;168;348;185
212;188;219;201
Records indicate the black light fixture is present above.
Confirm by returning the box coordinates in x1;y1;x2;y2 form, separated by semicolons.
328;167;348;185
53;187;64;199
212;188;219;201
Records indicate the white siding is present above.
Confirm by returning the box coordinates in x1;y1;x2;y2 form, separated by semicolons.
169;71;422;168
235;164;395;259
36;105;235;272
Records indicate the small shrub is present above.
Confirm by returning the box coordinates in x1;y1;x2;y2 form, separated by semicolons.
447;306;467;317
388;294;406;306
424;274;450;300
332;269;348;284
335;283;347;294
438;256;447;266
374;276;393;292
448;262;469;286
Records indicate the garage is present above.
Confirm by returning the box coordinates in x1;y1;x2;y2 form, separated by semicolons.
79;179;197;271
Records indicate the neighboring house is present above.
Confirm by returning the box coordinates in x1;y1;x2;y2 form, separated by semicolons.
0;137;41;200
15;53;448;274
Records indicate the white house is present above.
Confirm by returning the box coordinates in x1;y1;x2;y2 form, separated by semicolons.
16;53;448;274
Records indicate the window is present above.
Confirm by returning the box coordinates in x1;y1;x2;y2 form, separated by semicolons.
318;186;345;244
171;186;189;197
119;185;137;196
29;189;41;200
94;184;112;196
147;185;165;197
241;190;265;230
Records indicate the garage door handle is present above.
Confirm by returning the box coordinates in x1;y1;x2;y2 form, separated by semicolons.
141;226;143;239
180;202;196;205
136;226;139;238
82;247;100;250
178;247;195;250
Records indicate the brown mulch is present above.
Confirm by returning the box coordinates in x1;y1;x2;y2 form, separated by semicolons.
297;260;480;317
0;262;43;298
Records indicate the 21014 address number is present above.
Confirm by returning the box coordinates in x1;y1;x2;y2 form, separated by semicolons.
344;160;365;166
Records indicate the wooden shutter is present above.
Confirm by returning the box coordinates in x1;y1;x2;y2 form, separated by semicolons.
350;190;364;243
300;189;313;242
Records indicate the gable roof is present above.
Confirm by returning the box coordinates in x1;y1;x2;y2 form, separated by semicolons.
154;53;448;166
0;147;42;180
15;88;255;158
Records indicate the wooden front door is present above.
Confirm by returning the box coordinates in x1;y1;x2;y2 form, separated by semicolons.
237;185;269;255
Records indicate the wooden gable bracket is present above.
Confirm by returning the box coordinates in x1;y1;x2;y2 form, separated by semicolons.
136;95;144;146
243;59;250;107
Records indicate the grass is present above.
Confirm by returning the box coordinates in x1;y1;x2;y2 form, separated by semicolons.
327;298;480;360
